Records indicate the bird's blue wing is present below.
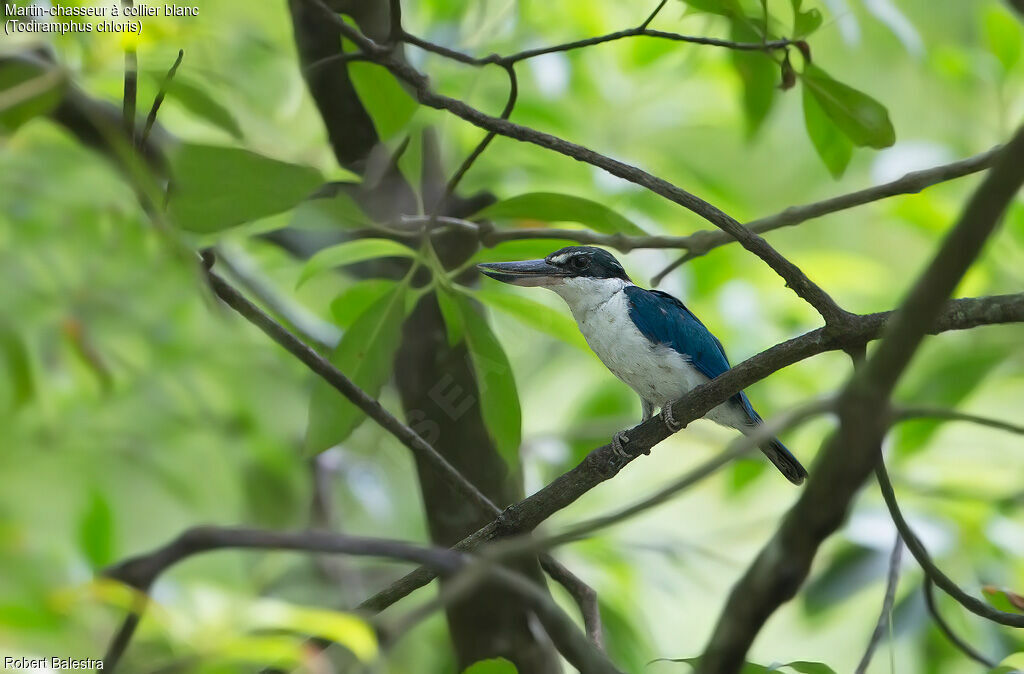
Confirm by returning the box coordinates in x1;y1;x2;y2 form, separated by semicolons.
624;286;757;418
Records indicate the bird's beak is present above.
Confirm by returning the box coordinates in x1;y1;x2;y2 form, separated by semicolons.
476;259;567;287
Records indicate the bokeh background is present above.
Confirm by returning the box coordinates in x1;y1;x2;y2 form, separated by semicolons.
1;0;1023;672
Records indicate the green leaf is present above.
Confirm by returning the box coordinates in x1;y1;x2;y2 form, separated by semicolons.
78;490;115;569
478;193;646;235
305;284;408;454
681;0;740;16
982;4;1022;73
330;279;399;328
455;294;522;466
0;59;64;134
249;601;378;662
801;65;895;149
154;74;243;139
802;82;853;178
730;20;777;138
436;286;465;347
297;239;415;288
790;0;823;38
472;239;584;264
349;62;418;141
167;144;322;233
290;189;371;231
462;658;518;674
982;586;1024;614
0;325;34;410
473;288;589;352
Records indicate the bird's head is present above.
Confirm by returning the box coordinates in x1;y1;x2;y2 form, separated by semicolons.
476;246;630;288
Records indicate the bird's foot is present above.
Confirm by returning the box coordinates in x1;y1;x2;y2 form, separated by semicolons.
611;430;631;460
661;405;686;433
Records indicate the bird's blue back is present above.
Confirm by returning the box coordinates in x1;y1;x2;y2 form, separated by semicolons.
624;286;760;421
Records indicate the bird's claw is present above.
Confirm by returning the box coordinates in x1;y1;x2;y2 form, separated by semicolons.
661;405;685;433
611;430;631;460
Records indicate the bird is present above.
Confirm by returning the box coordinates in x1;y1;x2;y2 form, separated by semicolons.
477;245;807;485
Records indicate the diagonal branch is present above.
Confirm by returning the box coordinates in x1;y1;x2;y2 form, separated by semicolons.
307;0;848;326
696;122;1024;674
355;291;1024;614
922;578;998;668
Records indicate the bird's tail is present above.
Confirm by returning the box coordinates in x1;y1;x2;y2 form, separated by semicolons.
759;437;807;485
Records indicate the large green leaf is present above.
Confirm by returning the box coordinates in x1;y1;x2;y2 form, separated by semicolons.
297;239;415;288
455;294;522;466
478;193;646;235
801;66;895;149
78;490;115;570
473;288;589;352
167;144;322;233
730;20;777;138
305;284;408;454
472;239;584;264
330;279;399;328
0;59;64;134
462;658;518;674
349;62;418;141
802;83;853;178
436;286;465;347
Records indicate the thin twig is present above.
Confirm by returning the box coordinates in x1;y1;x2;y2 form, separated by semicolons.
142;50;184;145
922;577;998;668
894;406;1024;436
650;145;1003;285
875;461;1024;628
639;0;670;30
400;27;793;68
437;62;518;212
855;534;903;674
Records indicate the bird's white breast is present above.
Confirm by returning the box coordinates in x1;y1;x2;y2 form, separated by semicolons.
550;279;704;409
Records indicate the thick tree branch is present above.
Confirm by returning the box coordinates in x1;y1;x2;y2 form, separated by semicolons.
307;0;848;325
355;292;1024;613
696;123;1024;674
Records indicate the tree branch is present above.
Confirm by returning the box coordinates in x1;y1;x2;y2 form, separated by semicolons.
696;122;1024;673
650;145;1003;285
355;291;1024;614
307;0;847;326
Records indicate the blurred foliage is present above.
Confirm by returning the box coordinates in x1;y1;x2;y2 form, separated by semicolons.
1;0;1024;672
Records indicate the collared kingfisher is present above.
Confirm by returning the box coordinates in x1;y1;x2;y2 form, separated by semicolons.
478;245;807;485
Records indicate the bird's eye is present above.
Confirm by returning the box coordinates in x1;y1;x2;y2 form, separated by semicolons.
571;255;590;270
